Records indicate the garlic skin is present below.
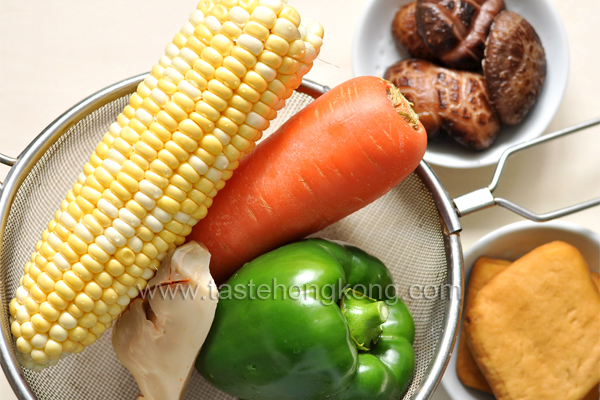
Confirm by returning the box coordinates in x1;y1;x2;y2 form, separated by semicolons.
112;241;218;400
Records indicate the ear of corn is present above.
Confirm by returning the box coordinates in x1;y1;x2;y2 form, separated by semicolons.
9;0;323;371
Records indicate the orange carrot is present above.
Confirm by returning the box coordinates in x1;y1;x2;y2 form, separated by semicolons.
189;76;427;283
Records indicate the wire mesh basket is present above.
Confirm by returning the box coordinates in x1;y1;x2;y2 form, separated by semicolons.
0;75;462;400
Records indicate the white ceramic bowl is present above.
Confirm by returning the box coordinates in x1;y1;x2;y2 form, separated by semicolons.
441;220;600;399
352;0;569;169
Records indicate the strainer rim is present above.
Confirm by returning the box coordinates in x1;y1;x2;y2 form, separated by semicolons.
0;75;463;400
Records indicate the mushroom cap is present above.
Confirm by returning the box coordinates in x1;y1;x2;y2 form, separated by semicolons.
416;0;505;70
392;2;438;62
483;10;547;125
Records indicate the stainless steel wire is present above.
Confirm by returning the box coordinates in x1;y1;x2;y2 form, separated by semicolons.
0;76;461;400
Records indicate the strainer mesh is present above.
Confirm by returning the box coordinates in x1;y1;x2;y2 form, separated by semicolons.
1;89;448;399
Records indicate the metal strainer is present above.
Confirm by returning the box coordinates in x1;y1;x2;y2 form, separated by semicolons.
0;75;598;400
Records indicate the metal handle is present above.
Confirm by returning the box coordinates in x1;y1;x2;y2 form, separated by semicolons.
0;153;17;191
454;117;600;221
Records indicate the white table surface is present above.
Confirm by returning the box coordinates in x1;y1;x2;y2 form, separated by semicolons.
1;1;599;399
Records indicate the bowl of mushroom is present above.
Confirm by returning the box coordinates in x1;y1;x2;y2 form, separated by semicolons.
352;0;569;168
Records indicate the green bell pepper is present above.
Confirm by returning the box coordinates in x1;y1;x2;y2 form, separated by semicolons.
196;238;415;400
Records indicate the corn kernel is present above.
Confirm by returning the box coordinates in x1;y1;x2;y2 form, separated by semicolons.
108;303;123;317
215;66;241;90
161;186;184;204
222;106;246;126
156;149;179;171
62;339;78;353
259;50;283;69
54;281;76;301
265;34;290;56
149;122;172;143
130;154;151;171
203;91;229;111
186;114;212;135
141;131;164;151
135;253;152;269
31;314;51;333
130;116;150;133
109;181;133;202
94;272;113;288
179;119;203;140
72;263;94;281
173;132;199;153
165;141;190;161
115;247;136;266
21;323;35;339
157;196;181;214
88;243;110;264
244;21;270;41
125;265;144;278
280;5;301;26
84;282;103;301
47;293;69;311
98;314;112;324
165;102;188;122
31;350;49;364
223;56;248;78
45;340;63;357
145;171;170;189
224;144;242;162
238;124;262;141
45;262;63;282
39;303;60;322
142;97;161;115
49;323;69;341
195;178;215;194
196;101;221;121
170;174;193;192
92;323;106;336
79;313;98;329
123;106;136;120
63;271;85;292
11;321;22;338
185;34;206;57
195;58;217;80
69;327;88;342
93;300;109;316
192;205;209;220
117;172;139;193
211;34;234;56
172;92;196;113
287;39;306;60
156;110;178;132
194;23;214;46
16;337;33;354
80;254;104;274
102;288;119;305
113;137;133;157
236;83;261;103
67;235;88;255
25;298;40;314
185;70;209;92
152;236;169;253
165;220;185;235
252;101;272;118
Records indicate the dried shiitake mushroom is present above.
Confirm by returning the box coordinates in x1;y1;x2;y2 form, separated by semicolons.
484;10;546;125
385;59;501;150
416;0;505;70
392;2;437;61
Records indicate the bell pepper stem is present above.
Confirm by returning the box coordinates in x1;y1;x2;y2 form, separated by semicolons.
340;289;389;351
